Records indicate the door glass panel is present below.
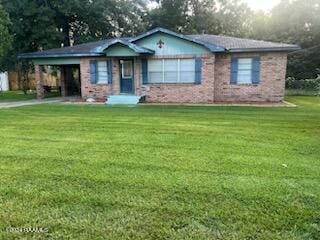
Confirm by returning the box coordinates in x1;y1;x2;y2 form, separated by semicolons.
122;61;132;78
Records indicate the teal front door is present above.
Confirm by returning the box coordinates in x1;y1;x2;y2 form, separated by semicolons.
120;60;134;94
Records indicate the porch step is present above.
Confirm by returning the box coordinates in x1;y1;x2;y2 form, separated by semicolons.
106;95;142;105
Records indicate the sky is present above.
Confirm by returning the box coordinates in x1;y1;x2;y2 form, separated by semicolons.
242;0;281;11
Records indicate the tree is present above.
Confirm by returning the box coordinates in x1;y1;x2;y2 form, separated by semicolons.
47;0;148;45
249;0;320;79
0;0;59;92
213;0;252;37
148;0;190;32
187;0;220;34
0;0;148;92
148;0;252;36
1;0;59;70
0;0;12;71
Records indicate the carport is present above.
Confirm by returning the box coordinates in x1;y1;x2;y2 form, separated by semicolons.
34;59;81;99
18;48;92;99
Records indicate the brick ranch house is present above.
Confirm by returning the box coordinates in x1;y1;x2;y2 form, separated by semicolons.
19;27;299;104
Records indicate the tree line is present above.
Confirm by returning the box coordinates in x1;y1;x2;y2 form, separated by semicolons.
0;0;319;80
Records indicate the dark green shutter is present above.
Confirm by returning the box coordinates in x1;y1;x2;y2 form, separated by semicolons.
252;57;261;84
195;57;202;84
142;59;148;84
90;60;97;84
107;60;112;84
230;57;238;84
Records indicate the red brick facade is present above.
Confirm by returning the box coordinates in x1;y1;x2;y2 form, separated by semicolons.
135;55;216;103
80;58;113;101
214;52;287;103
35;65;44;99
35;52;288;103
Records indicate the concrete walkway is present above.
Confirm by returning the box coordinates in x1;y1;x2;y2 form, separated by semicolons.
0;98;63;109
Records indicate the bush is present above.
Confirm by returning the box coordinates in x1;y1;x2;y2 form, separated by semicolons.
286;76;320;91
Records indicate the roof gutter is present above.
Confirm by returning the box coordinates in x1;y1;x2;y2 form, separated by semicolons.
226;46;301;53
18;52;105;59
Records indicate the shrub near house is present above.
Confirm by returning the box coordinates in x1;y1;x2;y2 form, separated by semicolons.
286;76;320;95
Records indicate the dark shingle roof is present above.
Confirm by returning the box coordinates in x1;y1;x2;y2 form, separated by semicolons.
19;38;138;59
19;28;300;59
188;34;300;52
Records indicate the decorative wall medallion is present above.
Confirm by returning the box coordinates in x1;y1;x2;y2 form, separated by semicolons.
157;39;164;48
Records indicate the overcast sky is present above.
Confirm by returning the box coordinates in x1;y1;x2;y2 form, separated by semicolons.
242;0;280;11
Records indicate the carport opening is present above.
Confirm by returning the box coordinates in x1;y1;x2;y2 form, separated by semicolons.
59;65;81;97
40;65;81;98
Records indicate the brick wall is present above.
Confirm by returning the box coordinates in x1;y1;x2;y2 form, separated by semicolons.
80;58;118;101
214;52;287;103
35;65;44;99
137;55;215;103
79;51;288;103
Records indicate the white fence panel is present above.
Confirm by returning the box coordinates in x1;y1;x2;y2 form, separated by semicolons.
0;72;9;91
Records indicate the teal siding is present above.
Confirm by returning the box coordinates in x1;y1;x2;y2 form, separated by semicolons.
105;44;140;56
33;58;81;65
135;33;211;56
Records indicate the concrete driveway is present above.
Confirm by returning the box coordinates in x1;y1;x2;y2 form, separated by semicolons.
0;98;63;109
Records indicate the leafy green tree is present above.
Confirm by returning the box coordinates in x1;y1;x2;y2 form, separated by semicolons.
47;0;148;45
1;0;59;71
0;0;147;91
0;0;59;92
249;0;320;79
148;0;190;32
0;0;12;70
148;0;252;36
187;0;220;34
213;0;252;37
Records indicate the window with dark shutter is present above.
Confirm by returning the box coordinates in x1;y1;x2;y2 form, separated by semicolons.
230;57;261;84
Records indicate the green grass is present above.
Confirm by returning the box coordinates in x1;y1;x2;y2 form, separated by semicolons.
0;90;60;102
0;91;37;101
0;96;319;239
286;89;319;96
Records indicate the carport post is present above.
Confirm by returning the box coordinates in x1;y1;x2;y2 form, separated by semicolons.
60;66;67;97
35;65;44;99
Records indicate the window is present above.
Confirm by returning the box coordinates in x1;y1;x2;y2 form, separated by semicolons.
122;60;132;78
164;59;178;83
148;60;163;83
97;61;108;84
237;58;253;84
180;59;195;83
148;59;195;83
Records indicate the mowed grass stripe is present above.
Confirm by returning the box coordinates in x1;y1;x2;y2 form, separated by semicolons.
0;96;319;239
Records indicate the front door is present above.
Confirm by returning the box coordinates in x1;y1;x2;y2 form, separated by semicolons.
120;60;134;94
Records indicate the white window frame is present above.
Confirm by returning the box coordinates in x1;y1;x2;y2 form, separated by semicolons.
237;58;253;84
121;60;133;79
96;61;108;84
147;58;195;83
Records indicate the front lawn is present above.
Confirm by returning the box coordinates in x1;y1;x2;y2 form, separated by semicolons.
0;96;319;239
0;90;37;101
0;90;60;102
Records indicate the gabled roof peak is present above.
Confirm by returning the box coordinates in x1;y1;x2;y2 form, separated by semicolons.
130;27;226;53
94;39;154;54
